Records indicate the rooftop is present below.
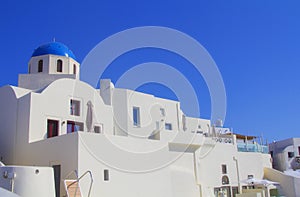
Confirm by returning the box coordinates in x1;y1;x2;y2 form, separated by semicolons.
31;42;76;60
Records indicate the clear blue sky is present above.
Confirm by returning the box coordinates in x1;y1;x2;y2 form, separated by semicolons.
0;1;299;142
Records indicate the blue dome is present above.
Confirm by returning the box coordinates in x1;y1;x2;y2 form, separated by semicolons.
32;42;76;60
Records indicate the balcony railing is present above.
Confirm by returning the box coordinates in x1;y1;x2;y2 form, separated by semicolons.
237;143;269;154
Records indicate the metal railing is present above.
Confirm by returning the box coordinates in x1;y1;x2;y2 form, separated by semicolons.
65;170;94;197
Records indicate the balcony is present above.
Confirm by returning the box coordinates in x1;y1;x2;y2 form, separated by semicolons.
237;143;269;154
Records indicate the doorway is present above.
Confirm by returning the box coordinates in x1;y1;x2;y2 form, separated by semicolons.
52;165;61;197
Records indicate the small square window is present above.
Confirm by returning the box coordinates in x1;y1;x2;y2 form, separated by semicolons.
222;164;227;174
288;152;294;158
94;125;103;133
165;123;172;130
67;121;84;133
70;99;80;116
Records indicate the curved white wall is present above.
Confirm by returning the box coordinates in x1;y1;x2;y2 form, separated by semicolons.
0;166;55;197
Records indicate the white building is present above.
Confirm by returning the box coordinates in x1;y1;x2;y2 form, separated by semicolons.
269;138;300;172
0;42;282;197
266;138;300;197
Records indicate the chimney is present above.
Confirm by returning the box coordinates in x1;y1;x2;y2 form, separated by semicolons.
100;79;114;105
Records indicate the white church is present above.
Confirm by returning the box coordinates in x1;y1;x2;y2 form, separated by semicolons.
0;42;295;197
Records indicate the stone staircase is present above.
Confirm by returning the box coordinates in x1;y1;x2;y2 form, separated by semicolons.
64;179;82;197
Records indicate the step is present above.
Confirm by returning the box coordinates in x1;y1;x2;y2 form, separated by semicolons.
64;180;82;197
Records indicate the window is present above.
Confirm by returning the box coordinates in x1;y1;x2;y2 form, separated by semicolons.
133;107;140;126
104;169;109;181
248;174;254;179
94;125;103;133
222;175;229;185
197;125;203;134
38;60;43;72
288;152;294;158
47;119;59;138
28;64;31;73
57;59;63;72
214;188;220;197
270;189;279;197
70;99;80;116
73;64;76;74
298;146;300;155
165;123;172;130
270;151;273;157
160;108;165;116
67;121;84;133
232;187;239;197
222;164;227;174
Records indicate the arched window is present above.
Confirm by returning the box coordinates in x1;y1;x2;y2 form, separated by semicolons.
57;59;63;72
73;64;76;74
28;64;31;73
222;175;229;185
38;60;43;72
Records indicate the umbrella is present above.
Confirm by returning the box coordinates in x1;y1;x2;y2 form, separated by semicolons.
86;101;94;132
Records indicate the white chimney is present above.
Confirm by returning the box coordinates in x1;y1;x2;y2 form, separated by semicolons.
100;79;114;105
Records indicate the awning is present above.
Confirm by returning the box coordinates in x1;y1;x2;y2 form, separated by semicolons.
234;133;257;140
240;178;279;186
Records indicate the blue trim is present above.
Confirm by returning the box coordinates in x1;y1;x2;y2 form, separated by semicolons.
32;42;76;60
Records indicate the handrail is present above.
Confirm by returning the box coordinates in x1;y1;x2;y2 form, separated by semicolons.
66;170;93;197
